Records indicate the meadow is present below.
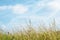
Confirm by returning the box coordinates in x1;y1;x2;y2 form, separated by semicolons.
0;20;60;40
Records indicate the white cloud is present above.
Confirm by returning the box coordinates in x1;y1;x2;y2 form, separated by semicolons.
48;1;60;9
0;4;28;14
31;0;59;19
12;4;28;14
46;0;60;18
0;6;7;10
37;1;45;8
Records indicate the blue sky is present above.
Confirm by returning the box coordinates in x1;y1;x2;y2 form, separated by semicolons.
0;0;60;32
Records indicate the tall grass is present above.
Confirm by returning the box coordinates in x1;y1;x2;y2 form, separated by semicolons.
0;19;60;40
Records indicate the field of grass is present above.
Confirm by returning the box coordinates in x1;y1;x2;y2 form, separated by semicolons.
0;20;60;40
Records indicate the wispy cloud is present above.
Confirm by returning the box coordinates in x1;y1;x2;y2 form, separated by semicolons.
12;4;28;14
0;6;7;10
0;4;28;14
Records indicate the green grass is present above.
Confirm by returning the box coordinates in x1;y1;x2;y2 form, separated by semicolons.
0;20;60;40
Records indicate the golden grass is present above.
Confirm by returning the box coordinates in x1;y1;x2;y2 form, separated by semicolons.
0;20;60;40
